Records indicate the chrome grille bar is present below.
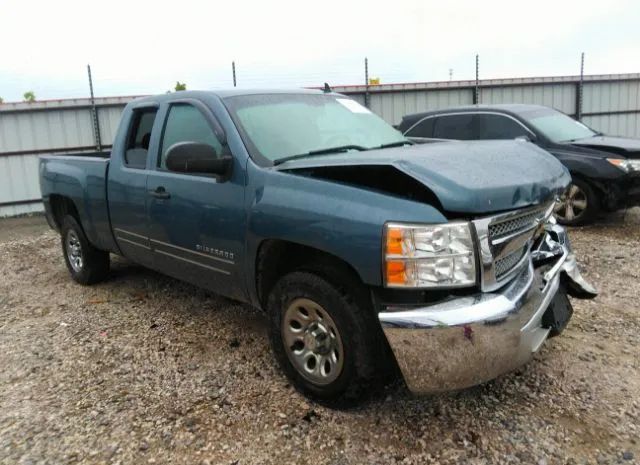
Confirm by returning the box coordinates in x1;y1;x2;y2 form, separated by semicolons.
495;246;528;279
489;209;546;241
473;202;554;291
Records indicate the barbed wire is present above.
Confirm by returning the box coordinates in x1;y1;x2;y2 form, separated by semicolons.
0;54;594;102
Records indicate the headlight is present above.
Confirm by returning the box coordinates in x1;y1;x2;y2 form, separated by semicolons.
607;158;640;173
384;222;477;288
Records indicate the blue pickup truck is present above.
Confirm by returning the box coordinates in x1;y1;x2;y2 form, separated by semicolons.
39;89;596;403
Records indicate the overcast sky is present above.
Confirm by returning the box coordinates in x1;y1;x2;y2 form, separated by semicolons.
1;0;639;102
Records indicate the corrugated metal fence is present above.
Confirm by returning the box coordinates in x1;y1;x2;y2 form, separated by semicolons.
1;73;640;217
0;97;133;217
334;73;640;136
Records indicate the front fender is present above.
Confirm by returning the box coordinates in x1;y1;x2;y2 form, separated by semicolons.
244;165;448;304
552;150;625;180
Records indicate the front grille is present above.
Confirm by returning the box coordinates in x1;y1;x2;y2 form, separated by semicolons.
474;202;554;291
494;246;527;279
488;207;547;241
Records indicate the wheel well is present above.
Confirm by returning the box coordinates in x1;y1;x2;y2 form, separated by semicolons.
570;173;603;193
49;195;81;230
255;240;368;309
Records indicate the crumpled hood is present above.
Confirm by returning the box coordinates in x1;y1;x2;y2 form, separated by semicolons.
569;135;640;158
275;140;570;214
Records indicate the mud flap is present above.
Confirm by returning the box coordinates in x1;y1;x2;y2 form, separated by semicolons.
542;286;574;337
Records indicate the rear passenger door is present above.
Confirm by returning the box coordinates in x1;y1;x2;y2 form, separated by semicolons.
108;105;160;268
475;114;530;140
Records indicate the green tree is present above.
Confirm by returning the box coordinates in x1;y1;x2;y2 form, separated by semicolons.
0;97;4;104
23;91;36;102
174;81;186;91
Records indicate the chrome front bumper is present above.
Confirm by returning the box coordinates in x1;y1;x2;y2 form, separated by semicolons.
378;224;595;395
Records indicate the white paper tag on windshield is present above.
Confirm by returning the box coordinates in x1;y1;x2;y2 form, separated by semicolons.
336;98;371;114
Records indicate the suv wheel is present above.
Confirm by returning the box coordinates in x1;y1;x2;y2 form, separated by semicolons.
554;179;600;226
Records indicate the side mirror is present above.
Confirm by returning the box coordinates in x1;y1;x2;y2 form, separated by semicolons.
165;142;232;178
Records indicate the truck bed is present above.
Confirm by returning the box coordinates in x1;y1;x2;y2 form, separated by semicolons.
65;150;111;158
39;153;117;253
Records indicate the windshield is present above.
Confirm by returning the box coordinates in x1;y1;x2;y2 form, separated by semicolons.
523;109;597;142
224;93;407;164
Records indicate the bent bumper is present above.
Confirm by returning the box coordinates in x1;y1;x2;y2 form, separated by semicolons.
378;225;594;395
606;173;640;209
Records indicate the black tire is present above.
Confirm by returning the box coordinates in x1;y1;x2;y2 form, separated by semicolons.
60;215;110;285
267;270;392;405
555;178;600;226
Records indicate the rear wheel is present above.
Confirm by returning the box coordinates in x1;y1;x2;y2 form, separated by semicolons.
61;215;110;284
267;271;391;405
554;179;600;226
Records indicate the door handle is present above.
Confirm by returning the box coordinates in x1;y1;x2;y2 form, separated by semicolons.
149;187;171;199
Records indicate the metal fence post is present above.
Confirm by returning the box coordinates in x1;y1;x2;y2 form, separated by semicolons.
364;57;370;108
87;64;102;151
576;52;584;120
473;54;480;104
232;61;237;87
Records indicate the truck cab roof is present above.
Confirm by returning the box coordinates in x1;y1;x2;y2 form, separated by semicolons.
130;88;338;106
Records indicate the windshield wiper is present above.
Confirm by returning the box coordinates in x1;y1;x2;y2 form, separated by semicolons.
377;140;414;149
273;145;367;165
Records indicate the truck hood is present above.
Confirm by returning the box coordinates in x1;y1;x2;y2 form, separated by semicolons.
275;140;570;214
568;135;640;158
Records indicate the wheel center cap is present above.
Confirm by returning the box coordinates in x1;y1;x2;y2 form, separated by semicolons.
304;322;331;354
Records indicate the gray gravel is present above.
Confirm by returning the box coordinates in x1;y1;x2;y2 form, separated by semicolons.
0;211;639;465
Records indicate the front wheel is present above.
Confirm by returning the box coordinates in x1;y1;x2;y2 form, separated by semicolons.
554;179;600;226
267;271;390;404
61;215;110;285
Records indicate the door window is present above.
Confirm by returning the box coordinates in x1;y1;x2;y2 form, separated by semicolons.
476;114;529;140
433;114;476;140
405;118;435;138
125;108;158;169
159;104;223;169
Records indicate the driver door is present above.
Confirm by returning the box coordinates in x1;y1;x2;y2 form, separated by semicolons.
146;100;246;300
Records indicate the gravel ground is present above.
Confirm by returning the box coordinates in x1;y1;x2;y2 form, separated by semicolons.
0;211;639;465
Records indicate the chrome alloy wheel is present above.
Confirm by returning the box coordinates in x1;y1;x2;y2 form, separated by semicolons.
554;183;588;222
282;298;344;385
65;230;84;272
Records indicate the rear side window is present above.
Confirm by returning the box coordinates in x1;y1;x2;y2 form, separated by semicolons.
476;114;529;140
159;104;223;169
405;117;435;138
433;114;476;140
125;108;158;169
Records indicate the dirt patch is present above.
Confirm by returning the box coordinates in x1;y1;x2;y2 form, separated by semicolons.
0;214;49;244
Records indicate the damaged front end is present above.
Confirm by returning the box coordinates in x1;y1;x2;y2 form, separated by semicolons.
531;220;597;299
378;207;596;395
